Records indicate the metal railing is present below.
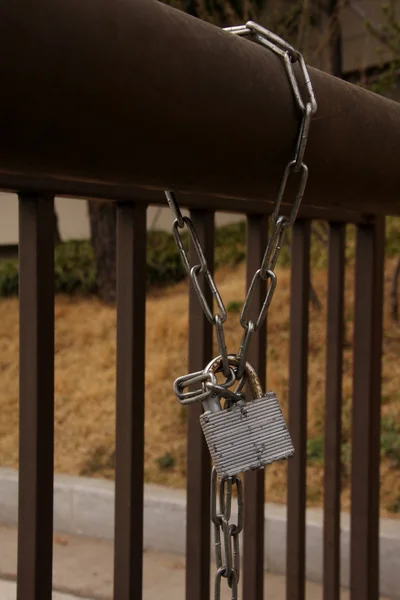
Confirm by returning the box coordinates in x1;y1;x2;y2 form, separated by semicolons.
1;1;398;600
15;191;385;600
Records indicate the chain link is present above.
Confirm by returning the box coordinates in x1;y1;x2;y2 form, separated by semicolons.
165;193;230;371
190;264;227;326
174;367;237;405
226;21;317;116
211;467;243;600
165;190;184;228
166;21;316;600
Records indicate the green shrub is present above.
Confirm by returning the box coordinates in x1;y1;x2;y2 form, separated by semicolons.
215;221;246;268
0;241;97;298
0;222;250;298
341;441;351;486
226;300;243;313
54;240;97;295
306;436;324;465
1;215;396;299
386;217;400;257
0;261;19;297
381;416;400;467
147;230;187;288
156;452;176;470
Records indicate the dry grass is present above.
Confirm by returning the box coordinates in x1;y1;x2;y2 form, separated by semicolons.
1;257;399;517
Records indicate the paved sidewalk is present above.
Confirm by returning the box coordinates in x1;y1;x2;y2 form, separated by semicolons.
0;525;392;599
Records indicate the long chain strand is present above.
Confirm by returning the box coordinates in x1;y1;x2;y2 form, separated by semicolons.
165;22;317;600
211;468;243;600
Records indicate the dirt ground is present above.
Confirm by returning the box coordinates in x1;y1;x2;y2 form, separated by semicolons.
0;259;399;516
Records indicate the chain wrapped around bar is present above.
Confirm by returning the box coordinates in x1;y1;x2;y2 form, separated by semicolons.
211;467;243;600
165;21;316;382
165;21;316;600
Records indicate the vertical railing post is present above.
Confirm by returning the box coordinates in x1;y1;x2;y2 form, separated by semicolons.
242;214;268;600
323;222;346;600
350;216;385;600
186;209;214;600
114;202;147;600
286;219;311;600
17;193;55;600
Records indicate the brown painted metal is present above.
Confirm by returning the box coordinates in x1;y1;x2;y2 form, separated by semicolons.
323;222;346;600
350;217;385;600
114;203;147;599
186;210;214;600
17;193;55;600
242;214;268;600
1;1;400;215
286;220;311;600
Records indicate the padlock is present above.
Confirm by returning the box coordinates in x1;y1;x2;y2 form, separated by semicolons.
200;354;294;479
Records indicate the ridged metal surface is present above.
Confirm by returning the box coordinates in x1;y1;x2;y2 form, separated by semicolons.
200;393;294;479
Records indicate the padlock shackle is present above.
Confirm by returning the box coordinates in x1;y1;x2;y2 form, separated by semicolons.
204;354;264;399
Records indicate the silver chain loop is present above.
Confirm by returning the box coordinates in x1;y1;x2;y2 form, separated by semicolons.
172;217;208;274
211;467;243;600
165;22;316;600
215;314;230;378
165;190;184;228
174;367;237;405
240;269;277;332
190;264;227;325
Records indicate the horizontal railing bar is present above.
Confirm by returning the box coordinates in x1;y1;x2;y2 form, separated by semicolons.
0;177;371;223
0;0;400;215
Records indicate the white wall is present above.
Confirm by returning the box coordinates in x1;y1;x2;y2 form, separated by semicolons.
0;193;91;244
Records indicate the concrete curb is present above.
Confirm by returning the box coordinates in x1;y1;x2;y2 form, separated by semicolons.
0;467;399;597
0;578;92;600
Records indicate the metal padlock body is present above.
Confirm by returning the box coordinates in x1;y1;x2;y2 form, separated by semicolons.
200;355;294;479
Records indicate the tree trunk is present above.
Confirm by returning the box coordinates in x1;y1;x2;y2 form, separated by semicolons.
54;207;62;245
327;0;343;77
390;255;400;321
88;200;117;303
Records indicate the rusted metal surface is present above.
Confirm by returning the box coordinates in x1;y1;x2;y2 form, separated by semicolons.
286;220;310;600
323;222;346;600
0;0;400;215
114;203;147;599
17;193;55;600
186;210;214;600
242;214;268;600
350;218;385;600
207;354;263;398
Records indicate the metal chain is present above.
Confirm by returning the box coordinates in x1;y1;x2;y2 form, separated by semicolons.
165;21;317;380
211;467;243;600
167;189;231;378
166;22;317;600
